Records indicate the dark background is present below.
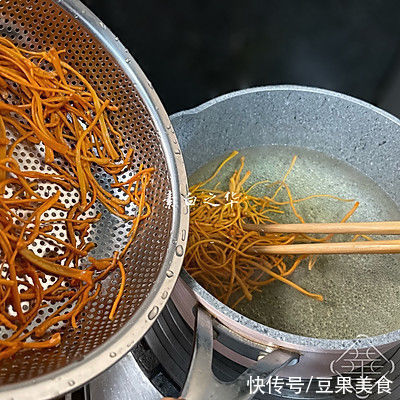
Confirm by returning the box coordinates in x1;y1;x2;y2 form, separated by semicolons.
82;0;400;115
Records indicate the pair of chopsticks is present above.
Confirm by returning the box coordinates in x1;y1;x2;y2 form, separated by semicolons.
243;221;400;254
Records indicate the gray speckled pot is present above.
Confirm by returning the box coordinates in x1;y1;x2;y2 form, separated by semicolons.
170;85;400;377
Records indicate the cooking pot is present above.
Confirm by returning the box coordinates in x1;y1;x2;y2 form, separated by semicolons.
169;85;400;398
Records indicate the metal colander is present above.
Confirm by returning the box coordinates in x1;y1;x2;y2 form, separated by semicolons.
0;0;188;398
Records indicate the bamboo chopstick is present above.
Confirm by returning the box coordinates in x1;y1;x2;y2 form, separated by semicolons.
250;240;400;255
243;221;400;235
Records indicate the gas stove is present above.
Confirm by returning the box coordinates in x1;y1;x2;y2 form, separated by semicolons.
61;293;400;400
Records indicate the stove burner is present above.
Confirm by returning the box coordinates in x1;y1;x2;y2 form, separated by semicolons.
88;298;400;400
138;299;400;399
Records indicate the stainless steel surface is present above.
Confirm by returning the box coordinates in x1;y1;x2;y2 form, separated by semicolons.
0;0;188;398
170;85;400;376
89;294;400;399
181;307;299;400
89;352;161;400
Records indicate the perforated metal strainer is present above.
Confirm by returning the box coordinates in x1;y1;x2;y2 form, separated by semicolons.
0;0;188;398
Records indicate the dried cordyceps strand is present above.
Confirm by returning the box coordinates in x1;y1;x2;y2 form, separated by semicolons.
185;151;359;308
0;37;154;359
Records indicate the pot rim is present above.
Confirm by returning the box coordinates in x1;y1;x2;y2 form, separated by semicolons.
171;84;400;351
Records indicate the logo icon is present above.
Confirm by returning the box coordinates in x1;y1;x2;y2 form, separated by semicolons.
330;335;395;399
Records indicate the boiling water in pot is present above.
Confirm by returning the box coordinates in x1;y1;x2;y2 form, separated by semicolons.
189;145;400;339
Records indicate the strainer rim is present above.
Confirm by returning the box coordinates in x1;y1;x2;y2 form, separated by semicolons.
0;0;188;398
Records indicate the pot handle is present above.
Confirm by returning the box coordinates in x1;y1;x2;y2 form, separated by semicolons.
181;307;299;400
